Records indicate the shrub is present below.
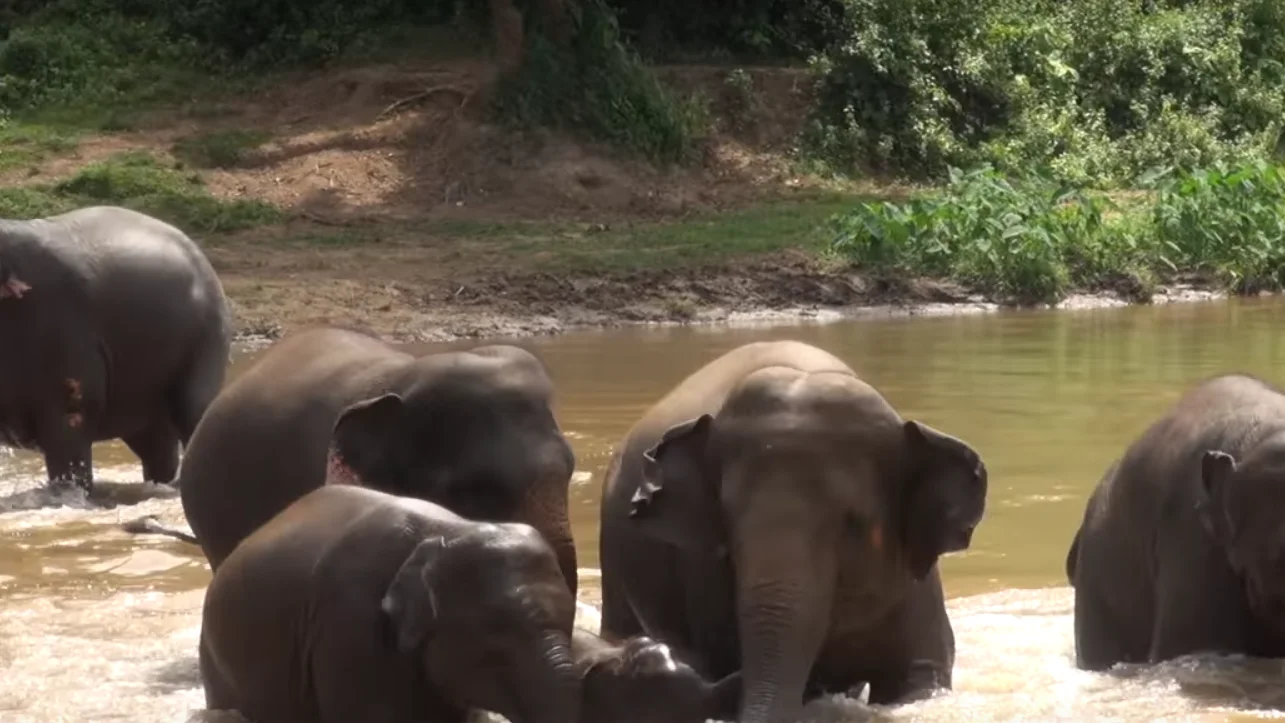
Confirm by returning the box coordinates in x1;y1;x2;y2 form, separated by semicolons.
830;166;1149;301
806;0;1285;185
608;0;853;59
830;161;1285;302
1148;161;1285;291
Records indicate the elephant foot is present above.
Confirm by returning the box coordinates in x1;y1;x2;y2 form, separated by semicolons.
47;476;91;498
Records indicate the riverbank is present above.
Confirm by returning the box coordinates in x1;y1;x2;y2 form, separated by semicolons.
0;54;1242;344
213;236;1229;345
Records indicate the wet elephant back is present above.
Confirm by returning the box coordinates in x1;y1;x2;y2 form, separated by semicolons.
14;208;227;429
179;328;414;569
1074;375;1285;626
203;486;450;714
605;340;857;508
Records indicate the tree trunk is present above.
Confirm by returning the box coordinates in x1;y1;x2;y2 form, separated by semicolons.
489;0;573;74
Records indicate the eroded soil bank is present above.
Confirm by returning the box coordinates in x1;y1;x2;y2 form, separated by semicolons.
213;242;1228;344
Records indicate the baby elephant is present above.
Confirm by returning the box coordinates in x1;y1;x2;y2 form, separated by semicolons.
200;485;580;723
574;629;741;723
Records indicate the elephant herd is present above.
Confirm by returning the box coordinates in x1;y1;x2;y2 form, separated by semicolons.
4;206;1285;723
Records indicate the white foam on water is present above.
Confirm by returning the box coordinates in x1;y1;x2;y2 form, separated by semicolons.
3;456;1284;722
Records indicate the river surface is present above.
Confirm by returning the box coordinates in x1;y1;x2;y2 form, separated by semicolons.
4;298;1285;722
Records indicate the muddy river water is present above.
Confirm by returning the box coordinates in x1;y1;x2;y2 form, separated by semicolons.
5;298;1285;722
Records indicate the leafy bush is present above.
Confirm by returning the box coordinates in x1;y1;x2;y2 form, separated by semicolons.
1148;161;1285;291
608;0;853;59
830;161;1285;302
0;8;204;115
492;0;706;163
830;166;1150;301
806;0;1285;185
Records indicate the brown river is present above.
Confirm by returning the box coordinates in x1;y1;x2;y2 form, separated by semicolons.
5;298;1285;722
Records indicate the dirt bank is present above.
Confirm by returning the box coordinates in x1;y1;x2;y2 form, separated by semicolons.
213;235;1227;344
4;55;1230;344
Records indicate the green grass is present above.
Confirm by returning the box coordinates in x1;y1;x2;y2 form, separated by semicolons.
547;195;859;269
171;129;273;169
0;151;281;232
258;192;867;270
0;122;81;172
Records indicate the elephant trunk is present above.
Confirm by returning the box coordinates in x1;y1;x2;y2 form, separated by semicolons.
735;548;833;723
516;482;579;598
511;630;581;723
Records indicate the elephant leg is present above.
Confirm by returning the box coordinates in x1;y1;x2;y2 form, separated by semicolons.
169;339;226;446
198;630;235;710
599;563;644;641
1073;584;1142;671
37;410;93;491
123;421;181;484
603;545;709;670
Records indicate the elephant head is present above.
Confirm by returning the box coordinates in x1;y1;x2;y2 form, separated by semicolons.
329;345;579;596
629;370;987;723
382;522;581;723
575;631;741;723
1198;441;1285;632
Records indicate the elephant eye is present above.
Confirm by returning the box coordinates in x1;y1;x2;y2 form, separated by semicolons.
844;512;867;533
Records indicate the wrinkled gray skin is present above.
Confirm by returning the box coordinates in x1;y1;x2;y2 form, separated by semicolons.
599;341;988;723
572;629;741;723
1067;374;1285;671
166;326;577;597
0;206;231;491
201;485;580;723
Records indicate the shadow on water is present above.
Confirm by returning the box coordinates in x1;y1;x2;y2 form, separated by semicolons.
150;654;202;695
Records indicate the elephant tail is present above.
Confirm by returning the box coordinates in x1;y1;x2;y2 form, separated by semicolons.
1065;527;1081;586
121;514;199;545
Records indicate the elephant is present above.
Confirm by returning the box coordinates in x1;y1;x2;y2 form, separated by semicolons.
0;205;231;491
572;629;741;723
199;484;579;723
166;326;578;594
1067;373;1285;671
598;340;988;723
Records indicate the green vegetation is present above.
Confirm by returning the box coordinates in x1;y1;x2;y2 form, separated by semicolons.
4;0;1285;305
171;130;272;169
0;121;78;171
804;0;1285;185
0;152;279;231
491;0;705;164
275;193;858;269
829;162;1285;303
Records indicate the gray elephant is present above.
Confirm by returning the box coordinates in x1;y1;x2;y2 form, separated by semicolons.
573;629;741;723
168;326;579;597
1067;373;1285;670
598;340;988;723
200;484;579;723
0;206;231;491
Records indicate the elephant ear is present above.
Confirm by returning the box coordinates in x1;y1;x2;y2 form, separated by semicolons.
331;393;409;489
1196;449;1238;545
381;536;448;653
902;420;988;580
628;415;721;552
